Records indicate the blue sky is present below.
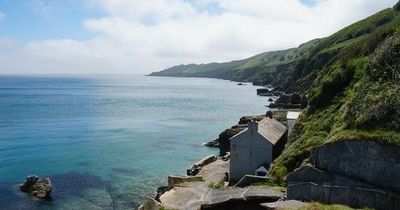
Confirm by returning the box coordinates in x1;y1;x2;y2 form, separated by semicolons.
0;0;397;74
0;0;103;42
0;0;318;43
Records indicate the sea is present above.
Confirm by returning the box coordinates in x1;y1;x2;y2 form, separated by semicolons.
0;75;268;209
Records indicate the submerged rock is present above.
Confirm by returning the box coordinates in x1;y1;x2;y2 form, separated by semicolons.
19;175;52;199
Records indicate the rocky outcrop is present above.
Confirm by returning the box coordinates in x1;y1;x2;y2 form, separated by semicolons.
19;175;52;199
238;115;266;125
256;89;283;97
155;186;170;202
268;94;307;109
187;155;217;176
138;197;162;210
287;140;400;210
217;126;246;156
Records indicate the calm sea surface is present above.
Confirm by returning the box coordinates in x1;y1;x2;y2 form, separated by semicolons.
0;75;268;209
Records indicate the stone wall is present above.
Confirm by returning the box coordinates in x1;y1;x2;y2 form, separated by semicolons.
287;140;400;210
310;140;400;193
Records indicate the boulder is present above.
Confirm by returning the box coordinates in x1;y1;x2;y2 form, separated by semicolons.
265;111;273;119
238;115;266;125
19;175;52;199
218;127;246;156
155;186;170;202
139;197;162;210
204;140;219;148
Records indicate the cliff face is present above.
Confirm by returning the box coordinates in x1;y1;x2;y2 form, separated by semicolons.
287;140;400;210
149;39;320;91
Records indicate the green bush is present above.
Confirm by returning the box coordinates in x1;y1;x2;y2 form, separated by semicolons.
370;32;400;81
309;64;355;109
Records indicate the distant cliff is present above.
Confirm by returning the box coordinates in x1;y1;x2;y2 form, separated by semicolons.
149;39;320;92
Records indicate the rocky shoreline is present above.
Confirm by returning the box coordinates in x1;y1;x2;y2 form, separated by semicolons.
138;83;400;210
138;108;303;209
137;86;307;210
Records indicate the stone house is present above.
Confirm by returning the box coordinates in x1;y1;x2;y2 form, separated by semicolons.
229;118;288;182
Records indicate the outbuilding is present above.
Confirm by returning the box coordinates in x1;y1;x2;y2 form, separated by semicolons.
229;118;288;182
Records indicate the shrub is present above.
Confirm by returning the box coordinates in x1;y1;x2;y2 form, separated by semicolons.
370;32;400;81
309;64;355;109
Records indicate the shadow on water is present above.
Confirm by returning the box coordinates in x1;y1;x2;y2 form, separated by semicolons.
111;167;138;177
0;172;111;210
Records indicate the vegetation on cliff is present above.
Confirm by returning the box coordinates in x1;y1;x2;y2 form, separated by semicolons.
269;4;400;185
149;39;320;89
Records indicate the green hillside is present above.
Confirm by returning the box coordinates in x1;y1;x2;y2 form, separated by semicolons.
149;39;320;87
269;4;400;185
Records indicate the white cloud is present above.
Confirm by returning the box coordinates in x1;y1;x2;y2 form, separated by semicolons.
0;0;398;74
0;12;4;22
31;0;52;16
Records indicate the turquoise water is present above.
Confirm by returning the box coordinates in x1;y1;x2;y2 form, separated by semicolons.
0;75;268;209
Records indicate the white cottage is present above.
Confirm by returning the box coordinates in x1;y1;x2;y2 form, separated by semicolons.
229;118;288;182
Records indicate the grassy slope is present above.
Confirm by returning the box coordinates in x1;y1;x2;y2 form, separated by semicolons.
269;5;400;185
149;39;320;86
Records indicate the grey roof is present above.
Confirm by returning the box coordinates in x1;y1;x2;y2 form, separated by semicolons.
257;118;287;145
230;118;287;145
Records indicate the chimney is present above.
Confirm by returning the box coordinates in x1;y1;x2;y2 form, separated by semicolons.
248;120;258;133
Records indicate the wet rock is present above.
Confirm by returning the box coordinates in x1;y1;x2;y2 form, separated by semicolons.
218;127;246;156
238;115;266;125
187;155;217;176
155;186;170;202
138;197;162;210
204;140;219;148
19;175;52;199
265;111;273;119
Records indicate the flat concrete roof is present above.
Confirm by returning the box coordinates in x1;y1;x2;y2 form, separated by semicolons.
287;111;301;120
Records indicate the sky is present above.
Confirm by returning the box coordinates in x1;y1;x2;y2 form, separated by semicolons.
0;0;397;74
